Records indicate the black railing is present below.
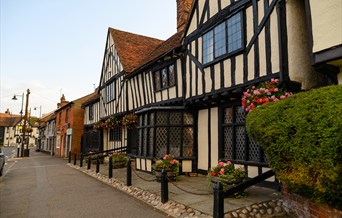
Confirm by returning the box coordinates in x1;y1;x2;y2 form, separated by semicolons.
68;147;172;204
213;170;275;218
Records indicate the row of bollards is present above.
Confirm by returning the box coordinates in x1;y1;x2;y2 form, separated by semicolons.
68;152;168;204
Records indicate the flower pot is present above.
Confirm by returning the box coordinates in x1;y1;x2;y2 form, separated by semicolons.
154;170;175;182
113;160;127;169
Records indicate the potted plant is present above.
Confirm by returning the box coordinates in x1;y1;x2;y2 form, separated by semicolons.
85;151;105;164
122;113;138;129
208;161;247;191
152;154;180;181
241;78;292;113
109;152;128;169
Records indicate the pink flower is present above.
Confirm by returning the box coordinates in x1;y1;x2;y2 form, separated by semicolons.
218;162;225;167
253;90;261;95
220;168;225;175
280;95;286;99
274;88;279;92
170;159;177;165
226;161;232;165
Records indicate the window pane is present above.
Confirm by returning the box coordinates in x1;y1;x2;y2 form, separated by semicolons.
161;68;167;88
227;13;242;53
183;127;193;157
214;23;226;57
154;71;161;90
202;30;214;64
169;127;181;157
168;65;175;86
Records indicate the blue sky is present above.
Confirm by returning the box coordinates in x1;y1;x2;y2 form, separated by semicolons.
0;0;177;117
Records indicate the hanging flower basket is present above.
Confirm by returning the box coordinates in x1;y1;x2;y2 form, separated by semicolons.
122;113;138;129
241;78;292;113
94;121;103;130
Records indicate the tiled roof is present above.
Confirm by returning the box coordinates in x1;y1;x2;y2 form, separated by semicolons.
0;113;21;127
82;91;99;107
109;28;164;73
133;30;184;73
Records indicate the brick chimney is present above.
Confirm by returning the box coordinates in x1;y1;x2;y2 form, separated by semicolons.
57;94;69;108
177;0;193;32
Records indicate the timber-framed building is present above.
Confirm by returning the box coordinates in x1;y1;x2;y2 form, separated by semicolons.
83;0;342;186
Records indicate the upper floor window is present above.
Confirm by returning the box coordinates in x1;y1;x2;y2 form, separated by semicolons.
154;64;176;91
65;108;69;123
202;12;243;65
106;80;116;103
89;105;94;121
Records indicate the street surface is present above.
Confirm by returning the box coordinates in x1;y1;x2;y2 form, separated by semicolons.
0;148;166;218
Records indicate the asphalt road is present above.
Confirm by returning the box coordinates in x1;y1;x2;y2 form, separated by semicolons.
0;149;166;218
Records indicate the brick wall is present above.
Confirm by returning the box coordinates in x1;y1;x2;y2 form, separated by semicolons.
177;0;194;32
281;185;342;218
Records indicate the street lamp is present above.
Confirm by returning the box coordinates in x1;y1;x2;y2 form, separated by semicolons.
34;106;42;152
12;93;24;157
12;89;30;157
12;93;24;117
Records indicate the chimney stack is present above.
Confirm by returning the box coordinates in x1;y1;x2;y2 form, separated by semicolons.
177;0;193;32
57;94;69;108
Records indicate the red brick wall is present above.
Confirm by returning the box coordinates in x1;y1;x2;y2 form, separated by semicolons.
281;185;342;218
177;0;194;32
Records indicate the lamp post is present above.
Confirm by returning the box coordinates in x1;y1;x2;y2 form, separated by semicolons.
12;93;24;157
34;106;42;151
12;89;30;157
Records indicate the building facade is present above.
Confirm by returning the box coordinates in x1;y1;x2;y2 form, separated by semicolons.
87;0;341;183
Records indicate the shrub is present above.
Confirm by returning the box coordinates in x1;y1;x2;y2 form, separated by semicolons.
246;85;342;209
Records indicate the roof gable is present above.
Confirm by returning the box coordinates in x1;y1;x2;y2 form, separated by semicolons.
109;28;164;73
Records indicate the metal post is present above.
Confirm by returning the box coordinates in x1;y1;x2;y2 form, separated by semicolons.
87;156;91;170
161;169;169;203
96;156;100;173
17;146;20;158
80;153;83;167
73;153;77;165
108;156;113;179
68;151;71;163
213;181;224;218
126;157;132;186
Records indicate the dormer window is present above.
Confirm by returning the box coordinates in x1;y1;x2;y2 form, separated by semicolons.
154;64;176;91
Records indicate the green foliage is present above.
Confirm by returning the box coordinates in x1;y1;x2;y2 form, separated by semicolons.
246;85;342;209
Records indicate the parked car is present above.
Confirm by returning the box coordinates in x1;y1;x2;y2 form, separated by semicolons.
0;151;5;176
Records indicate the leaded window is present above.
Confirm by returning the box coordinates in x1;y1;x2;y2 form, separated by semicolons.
137;110;194;159
221;105;266;164
109;126;122;141
227;13;242;53
214;23;226;57
89;105;94;121
202;11;243;65
106;80;116;103
154;64;176;91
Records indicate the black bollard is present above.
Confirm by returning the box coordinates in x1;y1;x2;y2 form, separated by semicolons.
213;181;224;218
108;156;113;179
68;151;71;163
17;147;20;158
87;156;91;170
161;169;169;203
73;153;77;165
96;156;100;173
126;158;132;186
80;153;83;167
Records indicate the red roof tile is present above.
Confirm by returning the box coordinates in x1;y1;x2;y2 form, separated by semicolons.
0;113;21;127
109;28;164;73
133;30;184;72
